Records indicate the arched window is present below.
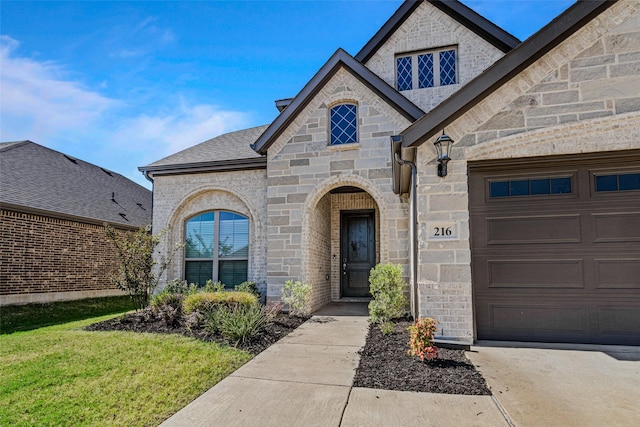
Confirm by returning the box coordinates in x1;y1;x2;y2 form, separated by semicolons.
184;211;249;287
330;103;358;145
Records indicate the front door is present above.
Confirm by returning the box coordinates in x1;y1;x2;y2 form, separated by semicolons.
341;210;375;297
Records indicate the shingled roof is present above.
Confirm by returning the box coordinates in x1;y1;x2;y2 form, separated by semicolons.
139;125;268;176
0;141;152;229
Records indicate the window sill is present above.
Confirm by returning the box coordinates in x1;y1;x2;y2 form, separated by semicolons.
327;142;360;152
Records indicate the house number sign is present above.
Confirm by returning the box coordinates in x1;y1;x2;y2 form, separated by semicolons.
427;222;459;241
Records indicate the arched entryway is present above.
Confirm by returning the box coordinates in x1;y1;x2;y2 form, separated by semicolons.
302;175;387;312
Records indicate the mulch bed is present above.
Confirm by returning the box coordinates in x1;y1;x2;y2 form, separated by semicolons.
87;311;490;395
84;308;308;355
353;319;491;395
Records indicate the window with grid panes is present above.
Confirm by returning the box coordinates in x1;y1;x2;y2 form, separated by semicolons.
330;103;358;145
396;47;457;91
184;211;249;287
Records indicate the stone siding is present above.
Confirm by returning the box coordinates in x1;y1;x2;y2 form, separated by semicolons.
265;68;412;304
0;209;125;305
364;0;506;113
151;169;268;293
415;0;640;340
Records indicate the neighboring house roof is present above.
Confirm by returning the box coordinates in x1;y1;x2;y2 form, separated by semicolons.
400;0;616;147
355;0;521;64
0;141;152;229
139;125;268;176
252;48;425;155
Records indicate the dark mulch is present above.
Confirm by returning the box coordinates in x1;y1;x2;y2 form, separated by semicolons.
84;309;309;355
353;319;491;395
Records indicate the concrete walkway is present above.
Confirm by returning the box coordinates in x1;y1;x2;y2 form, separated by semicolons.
160;306;640;426
160;308;508;427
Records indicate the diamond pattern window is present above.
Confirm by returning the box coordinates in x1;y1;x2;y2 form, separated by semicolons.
396;47;457;91
185;211;249;287
396;56;412;91
330;104;358;145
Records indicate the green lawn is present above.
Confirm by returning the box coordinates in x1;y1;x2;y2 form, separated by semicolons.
0;296;133;334
0;315;252;426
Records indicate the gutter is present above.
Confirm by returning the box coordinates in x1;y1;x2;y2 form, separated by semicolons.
392;135;419;320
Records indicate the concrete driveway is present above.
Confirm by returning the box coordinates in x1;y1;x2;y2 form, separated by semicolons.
466;342;640;427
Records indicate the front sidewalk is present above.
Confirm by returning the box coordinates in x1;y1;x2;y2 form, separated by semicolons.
160;313;508;427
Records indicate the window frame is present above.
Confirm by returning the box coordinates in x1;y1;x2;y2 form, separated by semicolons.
329;102;359;146
183;210;249;287
395;46;458;91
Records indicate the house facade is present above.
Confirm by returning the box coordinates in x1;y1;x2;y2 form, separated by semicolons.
0;141;152;305
141;0;640;345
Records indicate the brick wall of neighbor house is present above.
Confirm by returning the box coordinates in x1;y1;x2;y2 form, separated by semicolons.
0;209;125;305
265;68;412;305
151;169;268;293
363;1;506;114
415;0;640;340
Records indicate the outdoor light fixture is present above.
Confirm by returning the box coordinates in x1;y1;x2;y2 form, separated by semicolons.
433;130;454;177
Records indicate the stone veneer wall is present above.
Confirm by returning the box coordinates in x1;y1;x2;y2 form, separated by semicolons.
415;0;640;340
151;169;268;293
265;68;412;304
0;209;125;305
364;0;506;114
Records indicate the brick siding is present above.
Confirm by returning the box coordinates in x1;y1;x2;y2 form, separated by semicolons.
0;209;125;303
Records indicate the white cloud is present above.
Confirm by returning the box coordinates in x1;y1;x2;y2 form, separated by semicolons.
114;102;250;159
0;35;115;142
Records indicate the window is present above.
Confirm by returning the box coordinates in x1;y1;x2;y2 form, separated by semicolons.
184;211;249;287
330;103;358;145
595;173;640;192
490;177;572;198
396;47;457;91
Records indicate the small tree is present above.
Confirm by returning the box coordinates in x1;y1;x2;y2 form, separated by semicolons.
104;224;174;311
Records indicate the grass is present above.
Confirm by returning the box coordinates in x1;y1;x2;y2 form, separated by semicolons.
1;295;133;334
0;314;252;426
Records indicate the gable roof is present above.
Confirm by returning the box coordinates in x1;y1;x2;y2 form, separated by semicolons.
139;125;268;176
400;0;616;147
252;48;425;155
355;0;520;64
0;141;151;229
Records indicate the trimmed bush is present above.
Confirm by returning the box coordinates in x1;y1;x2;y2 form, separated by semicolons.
368;263;408;332
183;291;258;314
407;317;439;361
204;280;225;293
234;281;260;296
281;280;312;316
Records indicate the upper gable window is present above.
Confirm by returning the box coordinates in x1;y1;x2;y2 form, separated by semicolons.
330;103;358;145
396;47;457;91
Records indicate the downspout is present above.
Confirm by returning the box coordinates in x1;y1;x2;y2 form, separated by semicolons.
393;138;419;320
142;170;154;233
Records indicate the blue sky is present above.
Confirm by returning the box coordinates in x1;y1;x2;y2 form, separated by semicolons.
1;0;574;188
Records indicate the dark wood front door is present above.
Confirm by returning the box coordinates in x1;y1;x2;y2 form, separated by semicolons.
341;210;375;297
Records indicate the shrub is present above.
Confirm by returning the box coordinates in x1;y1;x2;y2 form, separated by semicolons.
164;279;189;294
183;291;258;314
368;263;408;331
379;321;395;335
235;281;260;296
151;292;184;327
281;280;312;316
207;303;275;343
205;280;225;293
407;317;439;361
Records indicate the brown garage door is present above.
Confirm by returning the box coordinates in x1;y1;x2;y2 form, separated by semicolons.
469;150;640;345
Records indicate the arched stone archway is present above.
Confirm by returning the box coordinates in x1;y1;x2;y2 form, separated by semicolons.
301;174;389;311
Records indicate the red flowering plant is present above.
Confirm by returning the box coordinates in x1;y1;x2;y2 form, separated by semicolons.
407;317;439;361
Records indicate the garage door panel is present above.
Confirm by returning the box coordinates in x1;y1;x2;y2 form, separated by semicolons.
592;211;640;242
486;214;581;245
594;258;640;289
487;259;584;288
469;151;640;345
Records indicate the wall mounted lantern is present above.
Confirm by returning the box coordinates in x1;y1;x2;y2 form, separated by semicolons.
433;131;454;177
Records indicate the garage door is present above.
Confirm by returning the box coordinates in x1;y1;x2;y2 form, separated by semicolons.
469;150;640;345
